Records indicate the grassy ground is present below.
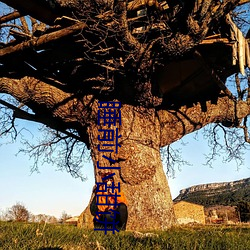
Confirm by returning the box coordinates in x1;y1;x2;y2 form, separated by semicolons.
0;221;249;250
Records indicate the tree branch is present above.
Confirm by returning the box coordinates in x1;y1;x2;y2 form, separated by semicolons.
1;0;60;25
0;22;87;58
0;99;37;122
0;76;93;133
238;0;250;5
0;96;83;141
158;96;250;147
0;11;22;24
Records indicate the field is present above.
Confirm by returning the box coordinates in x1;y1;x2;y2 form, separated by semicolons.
0;221;249;250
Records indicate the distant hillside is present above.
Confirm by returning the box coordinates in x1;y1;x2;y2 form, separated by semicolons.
174;178;250;207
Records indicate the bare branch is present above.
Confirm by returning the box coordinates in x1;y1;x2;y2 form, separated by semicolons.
203;123;250;167
0;22;87;58
0;96;18;140
19;127;90;180
240;116;250;143
161;144;191;178
0;11;22;24
1;0;60;25
0;98;37;121
19;16;30;34
9;29;31;40
235;73;242;100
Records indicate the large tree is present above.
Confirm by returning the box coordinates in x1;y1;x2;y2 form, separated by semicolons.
0;0;249;230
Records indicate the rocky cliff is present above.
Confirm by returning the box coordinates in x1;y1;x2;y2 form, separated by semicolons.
174;178;250;206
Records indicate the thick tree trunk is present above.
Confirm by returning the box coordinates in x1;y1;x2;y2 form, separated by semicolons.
117;149;176;230
78;104;176;230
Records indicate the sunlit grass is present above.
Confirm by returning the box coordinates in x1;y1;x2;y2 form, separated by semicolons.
0;221;249;249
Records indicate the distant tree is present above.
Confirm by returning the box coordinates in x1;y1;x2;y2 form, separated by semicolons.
29;213;36;223
30;214;46;223
59;211;71;223
0;208;9;221
7;202;30;222
29;213;58;223
236;201;250;222
0;209;4;221
47;216;58;224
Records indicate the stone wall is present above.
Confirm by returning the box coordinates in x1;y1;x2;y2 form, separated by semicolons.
174;201;205;224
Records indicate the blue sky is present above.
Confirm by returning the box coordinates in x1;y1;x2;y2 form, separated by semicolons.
0;119;249;218
0;120;95;218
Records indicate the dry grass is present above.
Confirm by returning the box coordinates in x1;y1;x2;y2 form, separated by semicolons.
0;221;249;250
